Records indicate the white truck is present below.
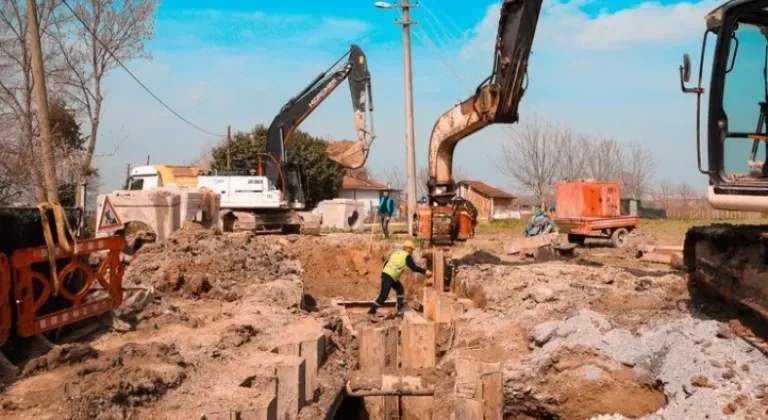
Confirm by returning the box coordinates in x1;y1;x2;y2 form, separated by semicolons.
125;164;312;233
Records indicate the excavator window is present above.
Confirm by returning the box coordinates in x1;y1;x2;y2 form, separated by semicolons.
720;20;768;177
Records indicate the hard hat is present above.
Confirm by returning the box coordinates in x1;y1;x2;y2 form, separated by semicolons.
402;240;416;250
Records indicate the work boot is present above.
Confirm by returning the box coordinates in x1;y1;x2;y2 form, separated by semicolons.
367;312;379;323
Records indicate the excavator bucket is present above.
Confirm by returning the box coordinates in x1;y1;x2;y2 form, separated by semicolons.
326;139;369;169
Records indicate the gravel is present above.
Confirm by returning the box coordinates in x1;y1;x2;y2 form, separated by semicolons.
532;310;768;419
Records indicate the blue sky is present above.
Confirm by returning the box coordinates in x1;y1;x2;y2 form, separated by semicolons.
96;0;724;195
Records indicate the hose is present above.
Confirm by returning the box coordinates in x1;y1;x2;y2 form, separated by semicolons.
38;202;78;296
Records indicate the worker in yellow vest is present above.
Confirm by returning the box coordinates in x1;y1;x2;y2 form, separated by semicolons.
368;240;432;320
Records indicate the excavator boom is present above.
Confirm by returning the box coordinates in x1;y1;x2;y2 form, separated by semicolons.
428;0;542;202
418;0;542;244
266;45;374;171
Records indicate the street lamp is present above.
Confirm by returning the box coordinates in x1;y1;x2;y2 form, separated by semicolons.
375;0;418;237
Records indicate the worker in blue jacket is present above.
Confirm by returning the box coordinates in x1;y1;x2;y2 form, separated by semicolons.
377;190;395;239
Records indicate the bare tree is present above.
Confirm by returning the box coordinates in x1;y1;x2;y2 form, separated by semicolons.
620;142;657;199
677;182;697;218
555;129;590;182
496;117;564;207
0;0;63;203
381;167;405;191
585;136;623;181
52;0;158;208
655;180;674;210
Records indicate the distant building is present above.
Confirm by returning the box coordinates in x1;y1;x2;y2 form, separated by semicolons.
457;180;517;220
338;176;399;218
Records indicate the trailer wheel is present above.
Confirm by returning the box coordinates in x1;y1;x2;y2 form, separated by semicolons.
567;234;586;245
611;228;629;248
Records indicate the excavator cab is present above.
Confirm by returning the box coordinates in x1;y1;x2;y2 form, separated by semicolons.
681;0;768;210
680;0;768;326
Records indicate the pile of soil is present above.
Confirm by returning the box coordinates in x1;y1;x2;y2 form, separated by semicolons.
506;346;666;420
295;235;427;304
124;225;302;302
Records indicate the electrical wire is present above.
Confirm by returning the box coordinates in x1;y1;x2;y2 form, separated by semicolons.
60;0;226;138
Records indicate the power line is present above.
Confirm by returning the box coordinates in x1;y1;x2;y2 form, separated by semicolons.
60;0;226;138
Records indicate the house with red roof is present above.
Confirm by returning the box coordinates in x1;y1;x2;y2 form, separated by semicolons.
338;176;400;220
457;180;518;220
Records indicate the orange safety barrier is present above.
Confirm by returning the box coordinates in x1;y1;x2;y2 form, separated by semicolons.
0;254;10;346
10;236;126;337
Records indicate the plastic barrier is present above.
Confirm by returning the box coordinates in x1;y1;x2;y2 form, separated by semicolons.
0;254;10;346
11;236;125;337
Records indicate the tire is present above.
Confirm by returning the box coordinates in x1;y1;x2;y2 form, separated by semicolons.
611;228;629;248
568;234;586;245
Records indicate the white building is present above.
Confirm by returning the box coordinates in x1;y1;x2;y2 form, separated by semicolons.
338;176;399;219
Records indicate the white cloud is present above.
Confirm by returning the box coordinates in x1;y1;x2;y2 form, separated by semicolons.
461;0;719;57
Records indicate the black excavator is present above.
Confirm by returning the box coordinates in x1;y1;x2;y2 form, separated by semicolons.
219;44;375;233
265;44;375;209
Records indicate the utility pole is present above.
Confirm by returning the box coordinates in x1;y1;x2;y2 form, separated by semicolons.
400;0;417;236
27;0;59;204
227;125;232;170
377;0;419;235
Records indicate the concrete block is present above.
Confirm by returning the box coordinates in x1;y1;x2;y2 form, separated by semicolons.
454;357;501;398
359;325;398;375
435;322;453;356
454;398;484;420
276;357;306;420
238;393;278;420
480;372;503;420
401;312;436;369
364;396;399;420
253;353;306;420
401;396;434;420
423;289;437;322
434;293;464;323
317;199;366;231
300;333;326;402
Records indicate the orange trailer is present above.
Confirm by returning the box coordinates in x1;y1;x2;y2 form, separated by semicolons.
553;180;639;248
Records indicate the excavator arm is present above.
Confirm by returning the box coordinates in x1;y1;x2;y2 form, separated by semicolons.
418;0;543;244
266;45;375;172
428;0;542;202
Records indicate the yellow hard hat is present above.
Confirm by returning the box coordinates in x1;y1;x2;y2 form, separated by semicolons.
402;240;416;250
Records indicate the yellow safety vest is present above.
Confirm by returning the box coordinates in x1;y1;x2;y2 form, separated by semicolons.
382;250;409;281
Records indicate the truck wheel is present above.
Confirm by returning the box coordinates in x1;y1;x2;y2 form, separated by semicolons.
611;228;629;248
567;234;586;245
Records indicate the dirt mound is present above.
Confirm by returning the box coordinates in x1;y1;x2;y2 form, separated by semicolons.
21;343;98;377
296;235;427;304
66;342;187;419
506;346;666;419
124;227;301;302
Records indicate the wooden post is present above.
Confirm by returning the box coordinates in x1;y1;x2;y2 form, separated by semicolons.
433;247;445;293
27;0;58;203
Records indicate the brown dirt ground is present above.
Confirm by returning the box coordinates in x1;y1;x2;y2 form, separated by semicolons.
1;219;765;419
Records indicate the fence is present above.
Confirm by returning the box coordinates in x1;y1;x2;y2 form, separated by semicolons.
643;199;764;220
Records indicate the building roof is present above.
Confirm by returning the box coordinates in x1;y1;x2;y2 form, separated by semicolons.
342;176;390;190
459;180;515;199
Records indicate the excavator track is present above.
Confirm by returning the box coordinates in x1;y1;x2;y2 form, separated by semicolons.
684;224;768;354
222;210;320;236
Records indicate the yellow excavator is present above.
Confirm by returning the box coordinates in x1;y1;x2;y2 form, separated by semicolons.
417;0;768;331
